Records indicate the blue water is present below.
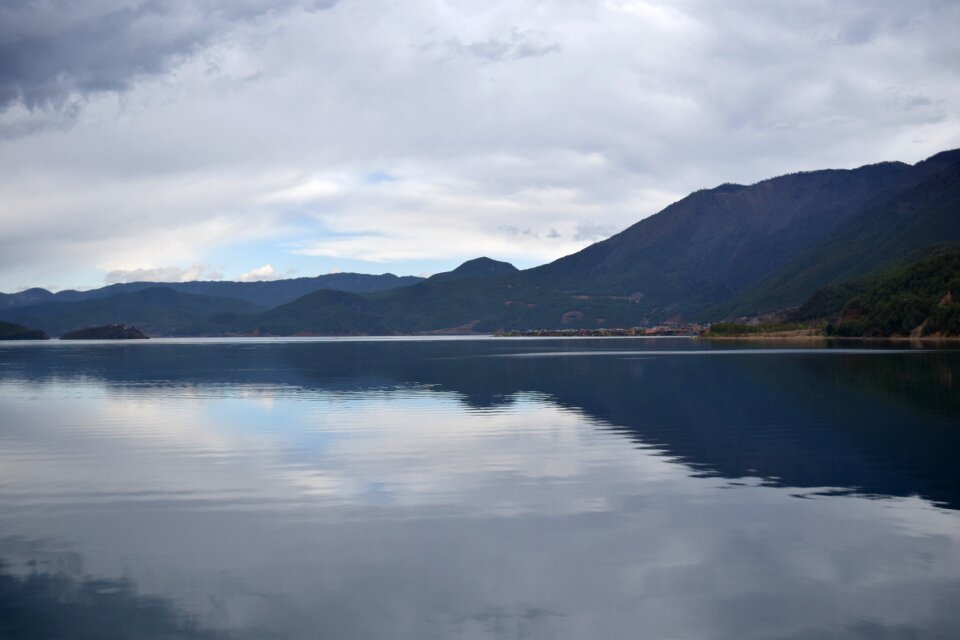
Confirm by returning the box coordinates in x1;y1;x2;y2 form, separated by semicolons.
0;337;958;639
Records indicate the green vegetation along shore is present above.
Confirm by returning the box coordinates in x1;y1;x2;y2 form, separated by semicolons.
60;325;149;340
828;247;960;337
708;247;960;339
0;320;48;340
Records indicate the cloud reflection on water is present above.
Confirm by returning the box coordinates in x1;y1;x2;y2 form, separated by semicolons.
0;339;958;638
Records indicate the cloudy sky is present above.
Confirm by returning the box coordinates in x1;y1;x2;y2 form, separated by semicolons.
1;0;958;292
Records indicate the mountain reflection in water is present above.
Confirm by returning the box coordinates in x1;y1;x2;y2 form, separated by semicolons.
0;338;958;639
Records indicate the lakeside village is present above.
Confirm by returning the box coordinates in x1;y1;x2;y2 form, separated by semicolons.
496;323;710;337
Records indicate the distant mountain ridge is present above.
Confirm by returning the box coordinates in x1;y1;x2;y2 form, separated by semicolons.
2;287;265;336
0;272;424;309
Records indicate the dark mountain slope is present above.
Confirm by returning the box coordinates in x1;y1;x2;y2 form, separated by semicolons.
0;272;423;310
367;257;650;333
0;288;55;309
178;289;394;336
248;290;391;336
247;257;648;334
521;150;960;319
715;160;960;317
0;287;264;336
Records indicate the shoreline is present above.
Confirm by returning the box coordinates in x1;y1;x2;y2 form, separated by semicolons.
703;334;960;342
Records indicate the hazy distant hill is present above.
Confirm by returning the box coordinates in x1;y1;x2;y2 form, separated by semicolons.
1;287;264;337
427;257;519;283
0;288;56;309
0;272;424;310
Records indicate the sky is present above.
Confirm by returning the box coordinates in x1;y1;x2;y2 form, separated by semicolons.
1;0;959;293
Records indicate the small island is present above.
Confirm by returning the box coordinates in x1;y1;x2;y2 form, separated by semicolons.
60;324;149;340
0;320;49;340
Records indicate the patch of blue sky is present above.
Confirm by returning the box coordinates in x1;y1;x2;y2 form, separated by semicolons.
198;388;465;469
200;391;352;453
363;170;397;185
206;215;538;281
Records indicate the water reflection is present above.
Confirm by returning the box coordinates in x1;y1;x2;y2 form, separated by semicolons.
0;538;222;640
2;339;958;507
0;339;958;639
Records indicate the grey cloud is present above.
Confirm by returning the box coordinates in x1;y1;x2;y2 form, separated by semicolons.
443;29;560;62
573;221;618;242
500;226;564;241
0;0;337;111
498;225;539;238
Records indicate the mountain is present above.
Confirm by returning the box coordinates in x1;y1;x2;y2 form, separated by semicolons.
0;272;424;310
191;289;392;337
183;257;637;335
4;150;958;335
348;149;960;333
0;288;56;309
716;157;960;317
189;259;532;335
519;150;960;321
0;287;265;337
428;257;519;282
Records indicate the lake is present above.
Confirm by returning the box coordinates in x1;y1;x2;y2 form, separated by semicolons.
1;337;958;639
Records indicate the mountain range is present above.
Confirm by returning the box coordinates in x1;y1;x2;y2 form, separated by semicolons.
0;272;424;310
3;149;958;336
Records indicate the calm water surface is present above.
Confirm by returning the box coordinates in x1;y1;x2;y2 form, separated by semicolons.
1;337;959;639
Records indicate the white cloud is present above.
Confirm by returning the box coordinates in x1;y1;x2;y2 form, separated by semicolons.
238;264;278;281
103;263;223;284
1;0;959;290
